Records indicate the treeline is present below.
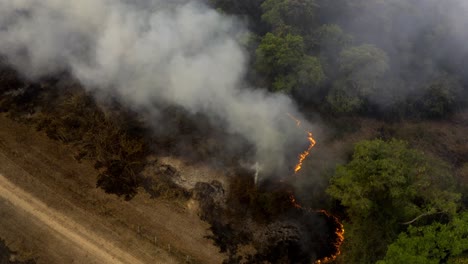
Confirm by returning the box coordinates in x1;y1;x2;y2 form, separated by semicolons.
209;1;468;263
210;0;468;119
327;139;467;263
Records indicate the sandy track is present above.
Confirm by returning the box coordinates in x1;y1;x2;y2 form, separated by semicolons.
0;171;143;264
0;114;224;264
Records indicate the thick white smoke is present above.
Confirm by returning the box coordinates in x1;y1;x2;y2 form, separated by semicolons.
0;0;313;176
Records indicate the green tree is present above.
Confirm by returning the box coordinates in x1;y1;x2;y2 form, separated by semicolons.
377;212;468;264
326;80;364;114
327;44;389;113
419;73;462;118
312;24;352;62
256;33;305;78
296;55;325;89
338;44;389;95
256;33;324;93
327;139;461;263
271;73;297;92
261;0;318;35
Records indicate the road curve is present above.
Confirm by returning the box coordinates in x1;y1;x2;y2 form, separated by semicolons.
0;173;144;264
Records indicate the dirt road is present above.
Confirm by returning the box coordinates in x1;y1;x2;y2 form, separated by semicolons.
0;114;224;264
0;172;144;264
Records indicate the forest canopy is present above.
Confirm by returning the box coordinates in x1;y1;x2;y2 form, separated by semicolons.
211;0;468;118
0;0;467;263
209;0;468;263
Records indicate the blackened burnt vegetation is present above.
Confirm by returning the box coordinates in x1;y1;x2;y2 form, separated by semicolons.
2;1;468;263
193;169;342;264
0;239;36;264
0;69;145;199
0;63;345;263
0;63;238;201
0;60;256;202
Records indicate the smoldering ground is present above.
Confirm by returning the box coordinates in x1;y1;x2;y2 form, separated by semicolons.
0;0;315;178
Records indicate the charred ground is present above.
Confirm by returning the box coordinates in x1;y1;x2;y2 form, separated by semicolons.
2;51;468;263
2;0;468;263
0;63;343;263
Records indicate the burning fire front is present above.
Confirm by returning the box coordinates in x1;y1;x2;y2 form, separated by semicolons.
288;114;344;263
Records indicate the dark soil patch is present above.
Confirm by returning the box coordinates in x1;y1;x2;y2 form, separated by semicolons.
0;239;35;264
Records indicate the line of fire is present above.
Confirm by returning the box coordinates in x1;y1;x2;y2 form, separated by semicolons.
288;113;345;264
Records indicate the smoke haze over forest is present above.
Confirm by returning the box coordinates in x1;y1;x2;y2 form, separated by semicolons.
325;0;468;109
0;0;313;177
1;1;468;263
3;0;468;176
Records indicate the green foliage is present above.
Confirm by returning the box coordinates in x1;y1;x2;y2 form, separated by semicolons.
271;73;297;92
312;24;352;73
256;33;324;93
338;44;389;95
326;81;364;114
328;139;461;263
216;0;468;118
329;139;460;219
261;0;318;34
313;24;352;52
419;74;462;118
377;212;468;264
256;33;305;77
271;55;325;92
297;55;326;88
326;44;389;113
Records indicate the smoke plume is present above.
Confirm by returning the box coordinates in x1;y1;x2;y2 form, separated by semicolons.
0;0;312;176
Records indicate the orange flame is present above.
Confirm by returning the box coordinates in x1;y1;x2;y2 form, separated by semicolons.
315;210;345;264
287;114;344;263
294;132;316;173
288;195;345;264
287;113;317;174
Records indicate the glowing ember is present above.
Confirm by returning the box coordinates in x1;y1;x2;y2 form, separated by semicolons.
289;194;302;209
287;113;302;127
